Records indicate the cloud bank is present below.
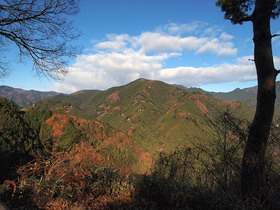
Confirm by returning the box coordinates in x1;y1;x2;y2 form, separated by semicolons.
52;22;257;93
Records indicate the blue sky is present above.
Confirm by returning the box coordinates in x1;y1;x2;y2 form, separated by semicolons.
1;0;280;93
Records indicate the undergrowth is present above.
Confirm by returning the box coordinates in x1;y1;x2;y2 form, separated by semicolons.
135;112;280;209
0;142;135;209
1;112;280;209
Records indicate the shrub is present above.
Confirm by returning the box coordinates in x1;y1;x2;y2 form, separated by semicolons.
0;142;134;209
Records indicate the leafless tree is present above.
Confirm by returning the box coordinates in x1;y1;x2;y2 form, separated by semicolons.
0;0;81;79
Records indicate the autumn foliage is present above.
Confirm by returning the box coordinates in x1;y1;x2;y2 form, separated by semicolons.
44;113;152;171
1;142;135;209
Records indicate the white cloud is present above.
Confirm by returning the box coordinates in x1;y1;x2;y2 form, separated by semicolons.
157;61;256;87
52;50;177;93
202;25;223;38
94;34;130;51
51;22;246;93
220;32;234;40
53;55;256;93
156;21;206;35
137;32;207;53
196;38;237;56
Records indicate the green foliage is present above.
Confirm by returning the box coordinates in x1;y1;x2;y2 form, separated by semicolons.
0;98;35;157
215;0;254;24
45;90;101;108
101;143;142;171
216;0;280;24
0;98;46;182
39;123;53;149
22;110;53;148
156;148;199;184
56;122;84;151
25;97;70;111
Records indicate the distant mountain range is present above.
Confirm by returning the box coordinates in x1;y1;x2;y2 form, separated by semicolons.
0;86;61;106
184;86;259;107
178;81;280;107
3;80;280;108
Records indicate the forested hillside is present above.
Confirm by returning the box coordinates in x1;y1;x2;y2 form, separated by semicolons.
26;79;255;154
1;79;280;209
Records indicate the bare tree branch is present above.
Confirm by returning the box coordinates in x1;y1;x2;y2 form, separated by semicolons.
272;34;280;38
0;0;81;79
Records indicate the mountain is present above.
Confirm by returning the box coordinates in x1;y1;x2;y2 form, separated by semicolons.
27;78;254;154
199;82;280;115
174;84;258;106
3;80;280;109
210;87;257;107
0;85;61;106
176;81;280;108
1;79;258;155
0;78;260;208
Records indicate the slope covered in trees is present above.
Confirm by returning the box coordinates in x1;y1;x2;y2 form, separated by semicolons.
26;79;254;154
2;79;280;208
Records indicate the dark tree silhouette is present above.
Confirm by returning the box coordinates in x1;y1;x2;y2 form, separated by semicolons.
0;0;81;78
216;0;280;203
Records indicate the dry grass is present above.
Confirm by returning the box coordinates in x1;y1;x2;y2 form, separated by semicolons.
0;142;135;209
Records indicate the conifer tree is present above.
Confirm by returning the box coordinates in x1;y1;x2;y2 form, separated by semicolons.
216;0;280;203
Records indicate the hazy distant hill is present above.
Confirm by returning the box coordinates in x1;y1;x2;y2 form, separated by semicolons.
198;82;280;115
209;86;258;107
174;84;258;106
176;81;280;108
0;85;60;106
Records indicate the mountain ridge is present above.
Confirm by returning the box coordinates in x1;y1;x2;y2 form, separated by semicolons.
4;79;280;108
0;85;61;106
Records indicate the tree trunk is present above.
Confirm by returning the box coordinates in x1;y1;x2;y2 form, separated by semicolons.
241;0;277;203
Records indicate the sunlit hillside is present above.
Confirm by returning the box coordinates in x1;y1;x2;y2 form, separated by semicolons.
1;79;280;209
